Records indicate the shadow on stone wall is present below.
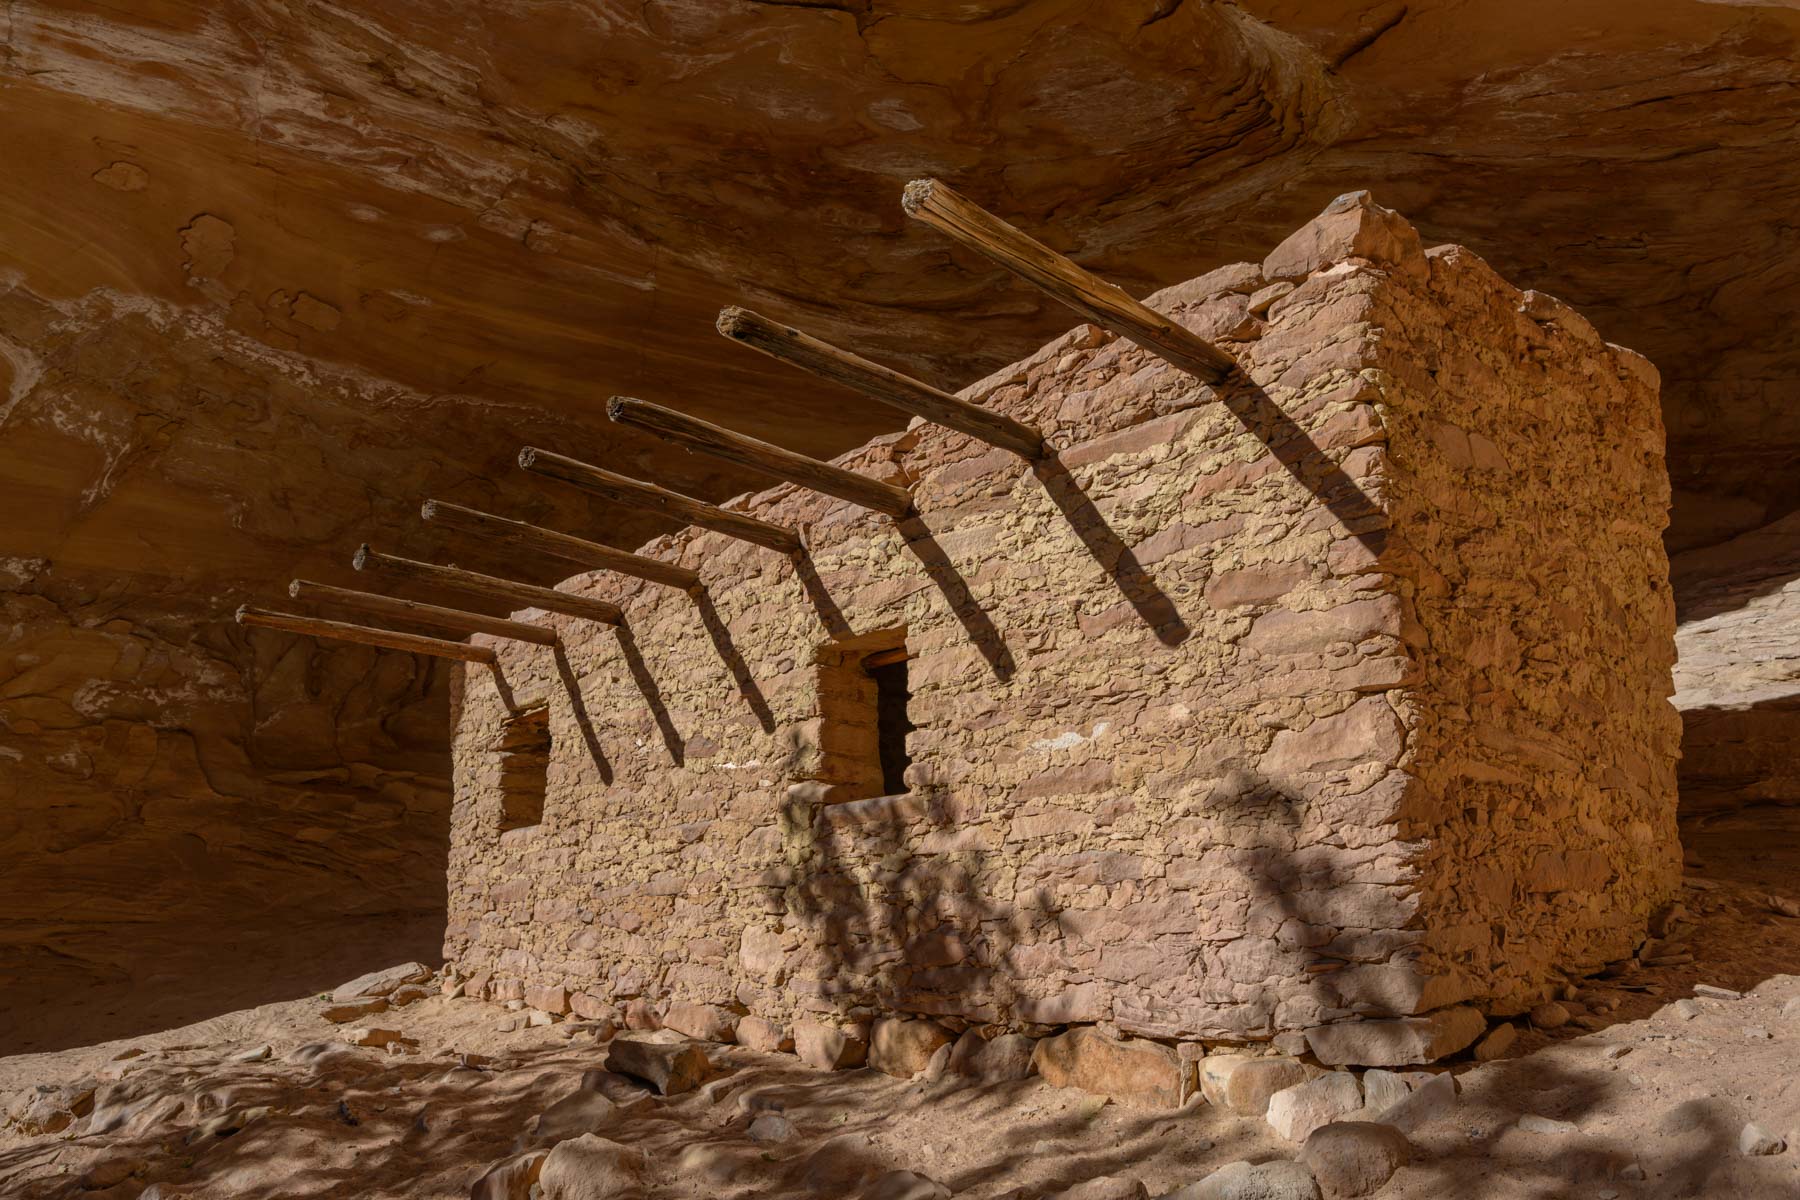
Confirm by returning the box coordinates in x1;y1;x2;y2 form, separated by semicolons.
613;623;685;766
1217;365;1387;560
773;764;1351;1042
895;516;1017;683
549;649;615;785
1030;456;1191;647
793;548;854;638
692;590;776;734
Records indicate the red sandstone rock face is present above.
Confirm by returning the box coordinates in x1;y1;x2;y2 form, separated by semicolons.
2;0;1795;1044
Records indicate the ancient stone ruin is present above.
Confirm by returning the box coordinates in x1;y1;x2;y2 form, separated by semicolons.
442;193;1681;1076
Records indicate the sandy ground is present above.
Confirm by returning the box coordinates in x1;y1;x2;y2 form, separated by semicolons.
3;807;1798;1200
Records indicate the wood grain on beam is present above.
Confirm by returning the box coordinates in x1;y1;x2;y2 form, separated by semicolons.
235;605;496;663
288;578;558;646
903;177;1236;384
606;396;912;518
715;306;1044;459
518;446;802;554
421;500;700;591
353;545;624;626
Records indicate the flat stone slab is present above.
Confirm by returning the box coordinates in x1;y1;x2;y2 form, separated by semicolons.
1305;1007;1485;1066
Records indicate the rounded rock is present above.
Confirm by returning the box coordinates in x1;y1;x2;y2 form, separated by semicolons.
536;1133;645;1200
1300;1121;1412;1197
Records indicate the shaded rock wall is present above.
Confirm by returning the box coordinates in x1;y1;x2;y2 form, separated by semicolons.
0;559;448;1052
444;200;1679;1050
1671;511;1800;816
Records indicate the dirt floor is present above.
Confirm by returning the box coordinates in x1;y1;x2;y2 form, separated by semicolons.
3;807;1798;1200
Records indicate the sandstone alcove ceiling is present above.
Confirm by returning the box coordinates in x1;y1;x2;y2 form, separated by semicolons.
2;0;1797;1052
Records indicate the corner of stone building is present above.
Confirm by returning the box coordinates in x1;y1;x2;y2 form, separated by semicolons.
1346;219;1682;1018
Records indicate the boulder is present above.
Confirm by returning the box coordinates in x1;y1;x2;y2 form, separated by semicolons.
1197;1054;1250;1107
795;1019;869;1071
870;1018;953;1079
570;993;617;1022
1172;1160;1321;1200
603;1038;709;1096
470;1149;548;1200
861;1169;953;1200
737;1015;792;1053
1300;1122;1411;1197
1051;1176;1149;1200
1268;1074;1364;1143
748;1112;795;1144
1369;1072;1457;1134
529;1088;622;1144
1356;1069;1409;1116
321;998;389;1024
1739;1122;1786;1156
1304;1007;1485;1067
331;962;431;1004
524;984;571;1016
970;1033;1036;1083
1471;1023;1516;1061
662;1001;738;1043
537;1134;645;1200
1221;1058;1309;1117
1527;1002;1570;1030
1032;1027;1184;1110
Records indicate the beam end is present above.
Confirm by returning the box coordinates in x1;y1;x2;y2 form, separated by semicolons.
901;177;939;216
715;306;754;340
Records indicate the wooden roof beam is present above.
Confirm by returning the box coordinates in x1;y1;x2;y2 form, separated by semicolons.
421;500;701;592
236;605;495;663
518;446;802;555
288;578;558;646
715;306;1045;459
902;177;1237;385
352;545;624;626
606;396;913;518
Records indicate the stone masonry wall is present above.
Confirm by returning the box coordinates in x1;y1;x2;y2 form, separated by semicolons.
442;194;1679;1061
1370;245;1683;1016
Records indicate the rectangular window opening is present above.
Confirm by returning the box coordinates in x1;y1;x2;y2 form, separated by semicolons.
495;705;549;833
812;632;912;802
868;650;913;797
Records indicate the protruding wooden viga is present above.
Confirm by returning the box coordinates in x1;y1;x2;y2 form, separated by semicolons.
518;446;803;554
353;545;625;626
289;579;558;646
715;306;1045;459
607;396;913;518
236;605;496;663
903;177;1237;384
421;499;701;591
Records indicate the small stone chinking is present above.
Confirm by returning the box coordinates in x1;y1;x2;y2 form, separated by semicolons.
442;192;1679;1097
